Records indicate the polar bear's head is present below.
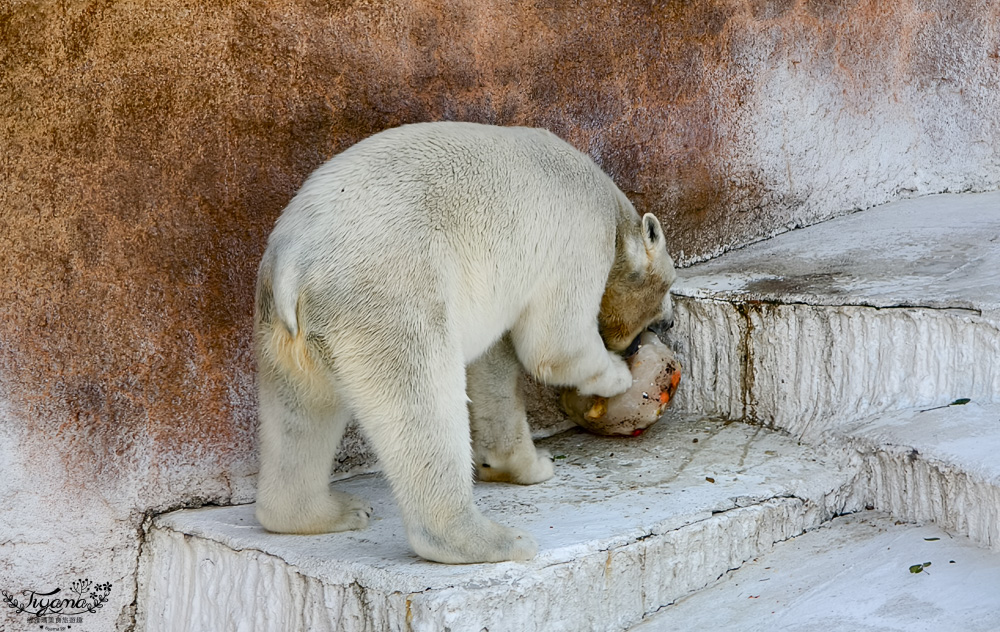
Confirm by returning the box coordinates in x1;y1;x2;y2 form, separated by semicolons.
598;213;676;352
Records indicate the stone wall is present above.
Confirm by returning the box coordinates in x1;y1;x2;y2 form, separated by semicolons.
1;1;998;629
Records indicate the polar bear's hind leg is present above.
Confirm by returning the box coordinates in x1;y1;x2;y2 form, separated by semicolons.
254;323;372;535
340;330;538;564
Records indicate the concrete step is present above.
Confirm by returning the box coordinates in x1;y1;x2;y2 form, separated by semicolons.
836;400;1000;551
628;190;1000;630
630;511;1000;632
137;415;861;632
669;190;1000;440
633;402;1000;630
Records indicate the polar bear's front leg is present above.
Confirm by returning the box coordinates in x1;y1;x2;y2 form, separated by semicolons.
512;303;632;398
255;368;373;534
467;335;554;485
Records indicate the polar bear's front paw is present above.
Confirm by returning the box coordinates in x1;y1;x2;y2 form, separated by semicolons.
576;353;632;397
477;447;555;485
411;518;538;564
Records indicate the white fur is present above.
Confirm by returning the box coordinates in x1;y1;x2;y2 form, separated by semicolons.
254;122;673;563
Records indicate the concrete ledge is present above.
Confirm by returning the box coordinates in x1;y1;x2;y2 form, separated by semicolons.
672;300;1000;439
836;401;1000;551
138;416;860;632
632;512;1000;632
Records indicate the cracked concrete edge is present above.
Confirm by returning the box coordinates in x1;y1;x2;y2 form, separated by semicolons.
413;499;825;632
133;515;155;632
140;493;855;632
133;496;270;631
833;436;1000;552
669;295;1000;441
672;288;989;318
134;519;445;632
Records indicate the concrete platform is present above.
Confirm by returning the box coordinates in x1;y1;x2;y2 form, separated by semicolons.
138;415;861;632
673;191;1000;314
837;401;1000;551
669;191;1000;439
632;512;1000;632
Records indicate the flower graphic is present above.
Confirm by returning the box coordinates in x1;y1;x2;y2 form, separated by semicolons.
70;579;93;596
86;581;112;612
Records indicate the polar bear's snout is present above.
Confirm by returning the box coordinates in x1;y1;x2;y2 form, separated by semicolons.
648;290;676;337
647;315;674;339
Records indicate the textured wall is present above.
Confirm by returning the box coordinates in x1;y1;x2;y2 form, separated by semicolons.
1;0;998;629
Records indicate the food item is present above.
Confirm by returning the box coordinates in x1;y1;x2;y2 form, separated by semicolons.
561;331;681;436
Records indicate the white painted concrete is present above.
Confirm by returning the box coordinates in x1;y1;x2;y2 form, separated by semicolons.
669;191;1000;439
673;191;1000;313
837;401;1000;551
631;512;1000;632
138;415;861;632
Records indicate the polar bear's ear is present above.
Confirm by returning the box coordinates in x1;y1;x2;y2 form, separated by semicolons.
641;213;665;257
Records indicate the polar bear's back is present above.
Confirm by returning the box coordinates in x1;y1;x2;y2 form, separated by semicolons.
259;122;628;359
288;122;618;226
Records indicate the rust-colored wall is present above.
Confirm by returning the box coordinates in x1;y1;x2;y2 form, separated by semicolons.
2;1;998;628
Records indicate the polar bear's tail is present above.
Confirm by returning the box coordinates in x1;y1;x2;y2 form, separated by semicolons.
256;253;320;381
270;261;301;339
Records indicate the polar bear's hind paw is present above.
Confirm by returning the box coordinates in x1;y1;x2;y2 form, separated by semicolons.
256;490;372;535
412;521;538;564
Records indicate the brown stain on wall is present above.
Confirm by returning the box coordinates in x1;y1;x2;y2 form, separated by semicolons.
1;0;998;506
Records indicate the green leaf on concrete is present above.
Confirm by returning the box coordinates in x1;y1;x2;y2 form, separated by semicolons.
921;398;972;413
909;562;932;574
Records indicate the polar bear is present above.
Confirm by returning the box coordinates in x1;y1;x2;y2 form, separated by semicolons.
254;122;676;564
